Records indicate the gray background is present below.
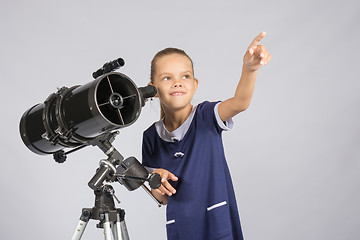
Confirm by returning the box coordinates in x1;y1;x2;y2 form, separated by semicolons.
1;0;359;239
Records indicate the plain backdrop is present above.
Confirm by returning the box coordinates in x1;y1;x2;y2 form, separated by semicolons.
1;0;359;239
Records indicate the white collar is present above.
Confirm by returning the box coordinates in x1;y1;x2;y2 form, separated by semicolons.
155;105;198;142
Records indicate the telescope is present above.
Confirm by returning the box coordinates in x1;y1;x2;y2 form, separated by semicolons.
19;58;162;239
20;57;152;156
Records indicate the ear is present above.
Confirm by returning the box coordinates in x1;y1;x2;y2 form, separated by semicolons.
148;82;159;98
193;78;199;93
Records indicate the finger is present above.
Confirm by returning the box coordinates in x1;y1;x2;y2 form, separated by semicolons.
161;172;169;183
168;172;178;181
253;45;268;65
159;182;175;196
264;54;272;65
259;47;267;65
261;49;271;65
260;50;270;64
156;185;170;195
248;32;266;50
155;187;165;195
163;180;176;194
255;45;266;57
248;48;254;57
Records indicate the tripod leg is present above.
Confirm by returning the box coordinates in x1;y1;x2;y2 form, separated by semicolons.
103;213;113;240
118;209;130;240
71;220;88;240
111;210;125;240
111;209;129;240
71;209;91;240
111;221;122;240
120;220;130;240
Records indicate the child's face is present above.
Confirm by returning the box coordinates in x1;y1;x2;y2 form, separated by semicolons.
151;53;198;113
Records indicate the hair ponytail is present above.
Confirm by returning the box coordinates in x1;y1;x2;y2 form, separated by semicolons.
160;104;165;120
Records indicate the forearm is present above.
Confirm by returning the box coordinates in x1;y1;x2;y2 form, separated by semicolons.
219;66;258;121
232;65;258;111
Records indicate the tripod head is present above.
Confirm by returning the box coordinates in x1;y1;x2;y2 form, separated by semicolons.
85;131;160;192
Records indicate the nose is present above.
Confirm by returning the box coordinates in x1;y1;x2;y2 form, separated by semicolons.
173;82;182;88
173;78;183;88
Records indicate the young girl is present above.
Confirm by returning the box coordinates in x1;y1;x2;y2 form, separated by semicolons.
142;32;271;240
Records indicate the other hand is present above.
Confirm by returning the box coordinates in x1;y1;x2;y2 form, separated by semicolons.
152;168;178;196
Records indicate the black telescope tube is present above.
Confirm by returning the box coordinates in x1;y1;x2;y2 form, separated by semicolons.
19;72;144;155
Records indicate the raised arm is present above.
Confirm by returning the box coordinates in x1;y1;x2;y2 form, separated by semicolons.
218;32;271;122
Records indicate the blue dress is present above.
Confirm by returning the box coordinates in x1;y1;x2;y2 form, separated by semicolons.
142;101;244;240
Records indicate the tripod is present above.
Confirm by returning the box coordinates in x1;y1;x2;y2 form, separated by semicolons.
71;185;130;240
19;60;160;240
54;132;161;239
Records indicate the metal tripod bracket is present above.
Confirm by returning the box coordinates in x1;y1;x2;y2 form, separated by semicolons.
71;185;129;240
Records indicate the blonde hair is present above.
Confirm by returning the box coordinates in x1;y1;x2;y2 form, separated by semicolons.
150;47;194;119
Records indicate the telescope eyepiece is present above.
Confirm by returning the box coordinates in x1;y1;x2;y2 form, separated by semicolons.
138;85;157;99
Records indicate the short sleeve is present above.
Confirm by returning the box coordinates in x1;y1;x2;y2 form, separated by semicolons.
196;101;234;134
214;102;234;131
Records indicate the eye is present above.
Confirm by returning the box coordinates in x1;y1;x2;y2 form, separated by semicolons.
182;74;190;80
163;76;170;81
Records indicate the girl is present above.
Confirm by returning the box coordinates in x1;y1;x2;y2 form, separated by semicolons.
142;32;271;240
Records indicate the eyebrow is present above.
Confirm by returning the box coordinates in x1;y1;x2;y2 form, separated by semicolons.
158;71;193;77
159;72;172;77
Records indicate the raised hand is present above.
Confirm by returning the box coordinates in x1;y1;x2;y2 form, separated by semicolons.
243;32;271;71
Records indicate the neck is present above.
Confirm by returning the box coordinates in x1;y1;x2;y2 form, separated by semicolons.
163;104;193;132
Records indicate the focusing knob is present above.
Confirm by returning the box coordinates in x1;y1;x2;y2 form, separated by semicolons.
148;173;161;189
53;150;67;163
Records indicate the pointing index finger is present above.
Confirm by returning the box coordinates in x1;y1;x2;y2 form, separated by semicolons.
248;32;266;50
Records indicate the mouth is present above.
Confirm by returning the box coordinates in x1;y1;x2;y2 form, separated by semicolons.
170;91;185;96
